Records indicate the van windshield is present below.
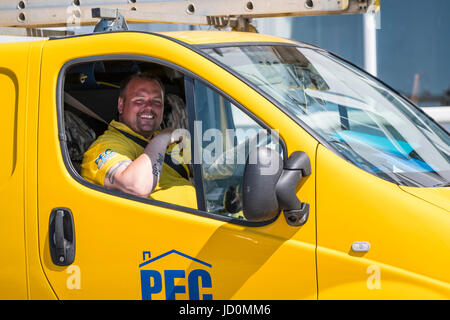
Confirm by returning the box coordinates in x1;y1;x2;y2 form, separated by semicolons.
203;45;450;187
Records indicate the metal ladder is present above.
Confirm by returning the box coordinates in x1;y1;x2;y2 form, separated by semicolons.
0;0;379;36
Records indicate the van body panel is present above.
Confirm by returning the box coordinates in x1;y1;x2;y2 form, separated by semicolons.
316;145;450;299
399;186;450;212
0;42;30;299
23;40;58;299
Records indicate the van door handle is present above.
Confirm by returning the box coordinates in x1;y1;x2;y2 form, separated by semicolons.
49;208;75;266
351;241;370;253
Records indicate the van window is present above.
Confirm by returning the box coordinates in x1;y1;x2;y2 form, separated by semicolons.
60;58;283;223
61;59;196;208
192;79;284;218
204;45;450;187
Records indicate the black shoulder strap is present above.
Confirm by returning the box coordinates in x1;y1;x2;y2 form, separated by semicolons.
115;128;190;181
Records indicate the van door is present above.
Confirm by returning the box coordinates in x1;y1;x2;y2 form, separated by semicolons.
36;32;318;299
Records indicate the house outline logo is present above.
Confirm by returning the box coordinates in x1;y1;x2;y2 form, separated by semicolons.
139;250;213;300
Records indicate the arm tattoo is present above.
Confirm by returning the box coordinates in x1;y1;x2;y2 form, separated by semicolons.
157;153;164;165
152;163;161;177
152;153;164;179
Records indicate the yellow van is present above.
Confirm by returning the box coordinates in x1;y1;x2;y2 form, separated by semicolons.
0;30;449;300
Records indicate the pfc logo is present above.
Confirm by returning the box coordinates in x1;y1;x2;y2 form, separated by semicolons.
95;148;116;169
139;250;213;300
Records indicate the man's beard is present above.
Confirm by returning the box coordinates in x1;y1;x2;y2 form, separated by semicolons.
136;116;160;139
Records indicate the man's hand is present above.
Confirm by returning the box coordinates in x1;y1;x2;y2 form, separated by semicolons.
160;127;189;146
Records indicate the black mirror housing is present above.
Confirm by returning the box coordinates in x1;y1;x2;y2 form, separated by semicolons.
242;147;283;222
276;151;311;226
242;148;311;226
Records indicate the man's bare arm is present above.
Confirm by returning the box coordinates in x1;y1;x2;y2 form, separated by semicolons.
104;128;181;197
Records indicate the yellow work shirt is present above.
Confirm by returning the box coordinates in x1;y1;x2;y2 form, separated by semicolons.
81;120;197;209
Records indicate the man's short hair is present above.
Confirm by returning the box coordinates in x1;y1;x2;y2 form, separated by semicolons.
119;72;165;101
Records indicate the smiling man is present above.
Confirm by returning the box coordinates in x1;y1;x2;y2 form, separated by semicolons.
81;72;196;208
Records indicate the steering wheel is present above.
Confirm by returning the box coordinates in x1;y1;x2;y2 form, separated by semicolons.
203;129;270;180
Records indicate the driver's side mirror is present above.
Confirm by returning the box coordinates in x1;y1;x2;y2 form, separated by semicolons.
242;147;311;226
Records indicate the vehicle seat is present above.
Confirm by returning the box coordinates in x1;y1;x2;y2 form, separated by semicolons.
162;93;193;178
163;93;189;130
64;109;97;173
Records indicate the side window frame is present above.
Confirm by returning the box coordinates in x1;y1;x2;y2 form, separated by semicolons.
57;54;287;226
